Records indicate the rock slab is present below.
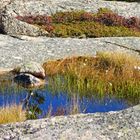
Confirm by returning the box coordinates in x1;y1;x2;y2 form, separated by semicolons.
0;35;140;68
0;105;140;140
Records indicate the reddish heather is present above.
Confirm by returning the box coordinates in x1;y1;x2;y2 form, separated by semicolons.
15;10;140;33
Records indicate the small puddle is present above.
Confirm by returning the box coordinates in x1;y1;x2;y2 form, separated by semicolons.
0;74;139;119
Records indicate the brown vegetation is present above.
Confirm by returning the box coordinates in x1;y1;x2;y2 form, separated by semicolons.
43;52;140;95
16;8;140;37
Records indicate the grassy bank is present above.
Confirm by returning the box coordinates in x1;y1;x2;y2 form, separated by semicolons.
43;52;140;97
0;52;140;123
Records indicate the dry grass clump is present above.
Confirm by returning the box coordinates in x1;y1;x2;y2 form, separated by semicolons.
43;52;140;79
43;52;140;95
0;104;26;124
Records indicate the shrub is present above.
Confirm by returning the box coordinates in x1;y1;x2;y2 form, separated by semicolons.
125;17;140;31
51;22;140;37
16;15;52;25
52;8;114;23
16;8;140;37
52;10;86;23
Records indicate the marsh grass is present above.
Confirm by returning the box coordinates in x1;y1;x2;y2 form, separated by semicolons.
0;73;25;95
45;94;82;117
0;52;140;122
0;104;26;124
43;52;140;99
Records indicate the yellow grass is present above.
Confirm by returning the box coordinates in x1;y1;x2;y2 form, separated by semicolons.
43;51;140;81
0;68;12;76
0;104;26;124
43;52;140;95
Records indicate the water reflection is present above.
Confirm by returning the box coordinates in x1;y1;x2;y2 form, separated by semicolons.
23;90;45;119
0;74;140;119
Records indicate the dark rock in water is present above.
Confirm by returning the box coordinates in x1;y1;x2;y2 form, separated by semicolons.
19;62;45;79
14;73;44;88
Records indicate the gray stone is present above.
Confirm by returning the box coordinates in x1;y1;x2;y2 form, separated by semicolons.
3;0;140;18
0;0;11;10
0;104;140;140
1;15;49;37
19;61;45;79
0;35;140;68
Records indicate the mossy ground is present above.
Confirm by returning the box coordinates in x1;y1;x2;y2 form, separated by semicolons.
50;22;140;38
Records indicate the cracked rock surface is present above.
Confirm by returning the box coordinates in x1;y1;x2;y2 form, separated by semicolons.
0;35;140;68
3;0;140;18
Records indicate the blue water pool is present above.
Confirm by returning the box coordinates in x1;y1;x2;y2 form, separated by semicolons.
0;74;139;119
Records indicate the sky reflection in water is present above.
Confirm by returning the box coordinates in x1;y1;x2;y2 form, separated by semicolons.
0;84;131;118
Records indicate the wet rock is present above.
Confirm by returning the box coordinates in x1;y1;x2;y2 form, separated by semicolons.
14;73;44;88
19;62;45;79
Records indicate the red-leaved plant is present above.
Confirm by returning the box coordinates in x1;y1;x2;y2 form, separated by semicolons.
15;9;140;33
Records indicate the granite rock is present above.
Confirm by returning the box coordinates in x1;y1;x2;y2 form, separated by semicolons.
19;61;45;79
0;104;140;140
1;15;49;36
0;35;139;68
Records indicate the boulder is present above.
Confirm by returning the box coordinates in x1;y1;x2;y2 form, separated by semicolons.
19;62;45;79
1;15;49;36
14;73;45;88
0;0;49;36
